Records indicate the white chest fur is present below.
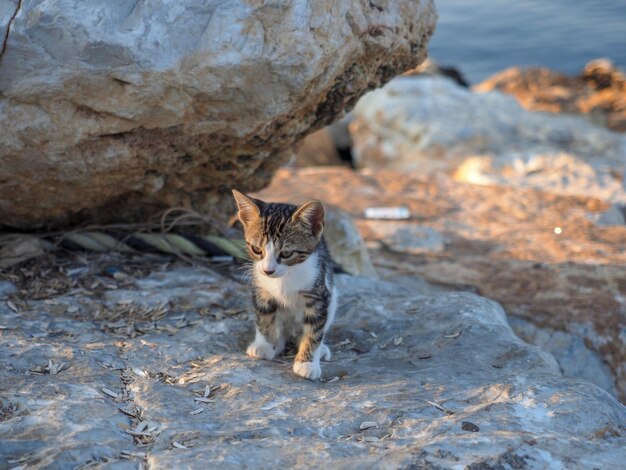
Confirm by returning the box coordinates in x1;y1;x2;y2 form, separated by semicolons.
255;251;319;309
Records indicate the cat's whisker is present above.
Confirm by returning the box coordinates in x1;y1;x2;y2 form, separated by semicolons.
233;261;256;286
239;264;256;287
241;273;254;287
234;261;254;272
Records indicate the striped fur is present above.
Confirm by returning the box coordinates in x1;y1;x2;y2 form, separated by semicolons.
233;190;336;380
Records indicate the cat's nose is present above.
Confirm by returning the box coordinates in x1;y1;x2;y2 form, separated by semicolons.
263;268;275;276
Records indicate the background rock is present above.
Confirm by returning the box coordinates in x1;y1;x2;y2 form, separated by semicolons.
361;221;444;254
0;0;436;229
1;261;624;468
323;206;377;277
0;280;18;299
350;76;626;204
291;129;344;168
509;316;617;396
593;205;626;226
403;57;470;87
474;59;626;132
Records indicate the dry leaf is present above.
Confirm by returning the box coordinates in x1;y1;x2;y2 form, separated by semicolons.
101;387;119;398
194;397;215;403
359;421;379;430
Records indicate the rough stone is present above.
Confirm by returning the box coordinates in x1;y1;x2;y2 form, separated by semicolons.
0;280;18;299
0;0;436;229
474;59;626;132
509;316;617;397
1;262;625;468
361;220;444;254
350;76;626;204
404;57;470;87
323;206;377;277
591;204;626;227
259;167;626;402
326;113;354;151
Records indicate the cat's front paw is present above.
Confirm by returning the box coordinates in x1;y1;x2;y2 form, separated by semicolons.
320;344;332;361
293;360;322;380
247;340;276;360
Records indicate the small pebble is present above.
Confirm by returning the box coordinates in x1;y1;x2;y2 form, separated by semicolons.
359;421;379;430
461;421;479;432
0;281;18;300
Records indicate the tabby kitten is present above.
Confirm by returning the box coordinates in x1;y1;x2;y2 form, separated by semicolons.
232;190;337;380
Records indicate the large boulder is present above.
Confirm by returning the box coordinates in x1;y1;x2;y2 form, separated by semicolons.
0;0;436;229
350;76;626;204
1;263;625;467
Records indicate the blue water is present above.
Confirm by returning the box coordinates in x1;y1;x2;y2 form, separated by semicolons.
428;0;626;84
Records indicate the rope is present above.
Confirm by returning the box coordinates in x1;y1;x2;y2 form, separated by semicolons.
50;231;248;262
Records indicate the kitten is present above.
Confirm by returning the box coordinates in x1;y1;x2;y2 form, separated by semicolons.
232;189;337;380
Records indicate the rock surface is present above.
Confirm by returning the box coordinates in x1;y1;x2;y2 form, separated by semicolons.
324;206;377;277
363;221;444;254
0;0;436;229
350;76;626;204
257;167;626;402
1;260;625;468
475;59;626;132
509;317;617;397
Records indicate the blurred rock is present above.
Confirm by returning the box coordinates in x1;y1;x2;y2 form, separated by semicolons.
591;205;626;226
324;207;376;277
1;263;625;467
326;113;354;151
292;129;344;167
509;317;617;396
351;76;626;204
0;0;437;229
455;152;626;205
404;58;470;87
361;221;444;254
0;280;18;299
293;114;354;169
475;59;626;132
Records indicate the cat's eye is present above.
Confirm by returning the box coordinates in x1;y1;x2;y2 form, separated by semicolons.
280;250;294;259
249;245;263;256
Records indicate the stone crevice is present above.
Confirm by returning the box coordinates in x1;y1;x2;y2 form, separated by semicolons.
0;0;21;61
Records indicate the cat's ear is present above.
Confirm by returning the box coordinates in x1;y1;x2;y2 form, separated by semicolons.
232;189;262;225
292;200;325;238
